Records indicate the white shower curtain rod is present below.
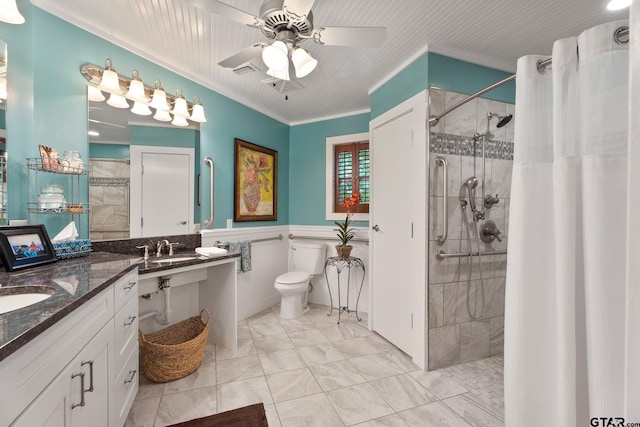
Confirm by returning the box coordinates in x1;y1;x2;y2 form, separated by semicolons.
427;26;629;128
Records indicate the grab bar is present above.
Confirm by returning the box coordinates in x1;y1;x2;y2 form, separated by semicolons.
288;233;370;244
435;156;448;244
214;234;284;249
436;249;507;260
204;156;214;228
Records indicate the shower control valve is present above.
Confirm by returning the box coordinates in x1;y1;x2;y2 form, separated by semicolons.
484;194;500;209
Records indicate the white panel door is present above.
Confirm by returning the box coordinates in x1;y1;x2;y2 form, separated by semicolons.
370;91;427;369
130;146;194;238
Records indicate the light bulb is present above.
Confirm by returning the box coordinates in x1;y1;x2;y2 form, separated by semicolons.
262;41;289;71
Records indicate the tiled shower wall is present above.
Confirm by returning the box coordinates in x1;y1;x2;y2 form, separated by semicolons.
89;158;130;241
427;87;513;370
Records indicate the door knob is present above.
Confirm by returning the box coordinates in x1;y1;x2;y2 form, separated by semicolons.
372;225;380;232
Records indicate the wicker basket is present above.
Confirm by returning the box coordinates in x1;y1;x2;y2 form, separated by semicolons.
139;308;210;383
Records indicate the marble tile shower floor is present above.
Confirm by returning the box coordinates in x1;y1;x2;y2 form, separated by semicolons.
126;304;504;427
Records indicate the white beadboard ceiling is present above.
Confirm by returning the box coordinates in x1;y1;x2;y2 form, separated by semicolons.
31;0;628;124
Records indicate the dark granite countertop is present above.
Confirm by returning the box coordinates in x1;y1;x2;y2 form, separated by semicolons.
0;250;239;363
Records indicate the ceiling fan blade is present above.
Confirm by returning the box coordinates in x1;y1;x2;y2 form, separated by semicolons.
313;26;386;48
282;0;315;19
218;44;265;68
182;0;259;26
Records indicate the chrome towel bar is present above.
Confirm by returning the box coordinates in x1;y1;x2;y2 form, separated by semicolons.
288;233;369;244
214;234;283;249
436;249;507;260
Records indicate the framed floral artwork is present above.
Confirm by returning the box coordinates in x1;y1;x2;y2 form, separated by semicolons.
234;139;277;221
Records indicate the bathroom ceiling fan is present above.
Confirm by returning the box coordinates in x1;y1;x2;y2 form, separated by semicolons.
200;0;386;80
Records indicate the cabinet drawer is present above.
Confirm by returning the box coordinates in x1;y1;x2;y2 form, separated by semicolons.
114;269;138;312
111;347;138;427
114;294;138;373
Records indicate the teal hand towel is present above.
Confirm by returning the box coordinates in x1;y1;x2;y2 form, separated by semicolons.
228;240;252;273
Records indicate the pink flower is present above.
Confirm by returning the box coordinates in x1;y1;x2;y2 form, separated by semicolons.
244;167;257;185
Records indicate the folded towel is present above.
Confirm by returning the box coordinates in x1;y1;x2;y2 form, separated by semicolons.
195;246;228;257
228;240;252;273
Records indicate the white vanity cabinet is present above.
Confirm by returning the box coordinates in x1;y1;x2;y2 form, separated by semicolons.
0;268;139;427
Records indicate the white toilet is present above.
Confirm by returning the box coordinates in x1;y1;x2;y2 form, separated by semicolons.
274;242;326;319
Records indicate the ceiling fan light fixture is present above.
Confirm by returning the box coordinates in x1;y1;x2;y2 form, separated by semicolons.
190;97;207;123
172;114;189;127
267;67;290;81
106;92;129;109
126;70;149;103
131;101;152;116
88;85;106;102
606;0;632;10
292;47;317;78
150;79;170;111
262;40;289;71
153;108;172;122
98;58;122;93
0;0;25;24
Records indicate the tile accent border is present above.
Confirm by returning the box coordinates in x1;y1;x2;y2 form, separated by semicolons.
430;132;513;161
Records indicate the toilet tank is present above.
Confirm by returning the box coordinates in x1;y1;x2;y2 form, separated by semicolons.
290;242;327;275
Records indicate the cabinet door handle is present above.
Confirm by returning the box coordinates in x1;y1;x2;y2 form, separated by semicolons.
124;369;137;384
124;315;137;327
71;372;86;409
81;360;94;392
124;281;137;290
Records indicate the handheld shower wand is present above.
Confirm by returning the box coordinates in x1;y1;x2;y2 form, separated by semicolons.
464;176;483;220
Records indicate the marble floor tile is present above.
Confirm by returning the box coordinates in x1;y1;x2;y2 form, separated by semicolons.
216;338;257;360
136;375;165;401
201;343;216;365
399;401;469;427
280;316;316;334
326;383;394;426
266;367;323;403
319;324;364;342
215;376;273;413
215;355;263;384
410;370;468;400
237;320;252;340
288;329;330;347
249;319;287;337
364;334;398;352
259;349;306;374
380;350;421;373
369;374;436;412
246;309;279;325
153;386;218;427
264;404;282;427
332;337;380;358
125;397;160;427
349;353;406;381
253;333;295;354
442;394;504;426
353;414;409;427
163;363;216;395
309;359;366;391
276;393;345;427
297;342;345;366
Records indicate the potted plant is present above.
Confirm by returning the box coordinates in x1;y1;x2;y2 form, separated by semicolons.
334;193;360;259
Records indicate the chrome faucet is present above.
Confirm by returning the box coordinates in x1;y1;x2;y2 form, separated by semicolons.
156;240;170;257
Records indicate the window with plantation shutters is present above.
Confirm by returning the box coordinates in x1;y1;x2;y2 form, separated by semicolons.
334;142;369;213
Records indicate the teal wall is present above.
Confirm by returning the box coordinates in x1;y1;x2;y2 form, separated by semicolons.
0;2;288;237
289;113;369;226
130;126;197;149
370;52;515;120
89;144;129;159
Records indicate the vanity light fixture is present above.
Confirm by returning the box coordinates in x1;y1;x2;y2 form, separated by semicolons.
106;92;129;109
98;58;121;93
131;101;152;116
125;70;149;103
0;0;25;24
153;108;172;122
171;89;190;118
189;97;207;123
87;85;106;102
81;60;207;128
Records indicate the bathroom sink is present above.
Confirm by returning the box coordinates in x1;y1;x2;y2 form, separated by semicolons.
0;286;56;314
152;256;197;264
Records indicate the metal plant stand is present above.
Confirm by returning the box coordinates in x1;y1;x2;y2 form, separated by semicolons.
324;256;365;324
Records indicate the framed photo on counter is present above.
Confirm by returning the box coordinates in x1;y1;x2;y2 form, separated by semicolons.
0;225;58;271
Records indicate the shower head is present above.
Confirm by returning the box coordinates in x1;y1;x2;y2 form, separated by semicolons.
487;112;513;128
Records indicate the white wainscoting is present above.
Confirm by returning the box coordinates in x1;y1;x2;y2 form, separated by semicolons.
201;225;370;321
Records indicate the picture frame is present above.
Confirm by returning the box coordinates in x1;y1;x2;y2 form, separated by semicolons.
234;138;278;222
0;225;58;272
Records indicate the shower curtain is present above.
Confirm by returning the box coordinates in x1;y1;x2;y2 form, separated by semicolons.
504;20;635;425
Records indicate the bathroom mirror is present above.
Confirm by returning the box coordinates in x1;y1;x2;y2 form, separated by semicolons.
0;39;8;226
87;90;200;241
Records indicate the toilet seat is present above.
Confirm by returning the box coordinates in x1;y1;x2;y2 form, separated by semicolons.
276;271;310;285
